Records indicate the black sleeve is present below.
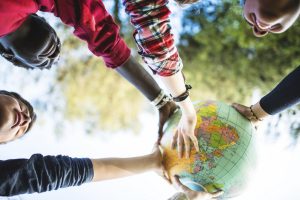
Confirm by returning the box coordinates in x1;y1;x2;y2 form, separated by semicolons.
260;66;300;115
0;154;94;197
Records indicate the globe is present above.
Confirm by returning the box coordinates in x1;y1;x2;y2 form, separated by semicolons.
161;100;256;199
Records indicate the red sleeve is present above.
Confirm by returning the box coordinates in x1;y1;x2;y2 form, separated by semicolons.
37;0;130;68
0;0;39;37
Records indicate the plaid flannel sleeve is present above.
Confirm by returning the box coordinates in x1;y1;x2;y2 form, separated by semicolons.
123;0;183;76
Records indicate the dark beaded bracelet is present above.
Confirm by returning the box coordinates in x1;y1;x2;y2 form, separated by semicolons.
172;84;192;102
250;105;263;121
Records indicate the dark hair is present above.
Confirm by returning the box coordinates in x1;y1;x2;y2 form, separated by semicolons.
0;46;36;70
0;14;61;70
0;90;36;134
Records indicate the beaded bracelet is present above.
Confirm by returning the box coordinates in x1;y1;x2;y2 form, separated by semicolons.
156;95;171;109
151;90;165;107
151;90;172;109
250;105;263;121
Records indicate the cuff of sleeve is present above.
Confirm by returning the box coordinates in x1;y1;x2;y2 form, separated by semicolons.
102;39;131;69
84;158;95;183
259;98;273;115
156;67;181;77
148;56;183;77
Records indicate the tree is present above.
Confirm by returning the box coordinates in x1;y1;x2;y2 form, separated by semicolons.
55;24;145;133
178;0;300;141
178;0;300;103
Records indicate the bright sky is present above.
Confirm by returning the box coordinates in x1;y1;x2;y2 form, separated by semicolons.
1;1;300;200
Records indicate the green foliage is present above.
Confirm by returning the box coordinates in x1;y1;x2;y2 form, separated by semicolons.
179;1;300;104
56;31;144;133
52;1;145;134
105;0;137;49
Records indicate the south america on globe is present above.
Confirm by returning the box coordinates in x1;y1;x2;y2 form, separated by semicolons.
161;101;256;199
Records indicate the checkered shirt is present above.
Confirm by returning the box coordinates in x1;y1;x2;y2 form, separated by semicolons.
123;0;183;76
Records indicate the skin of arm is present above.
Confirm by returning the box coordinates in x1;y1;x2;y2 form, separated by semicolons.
116;55;178;141
251;102;270;119
232;102;270;125
160;72;199;158
233;65;300;124
159;72;195;116
116;55;161;101
91;147;161;182
91;145;221;200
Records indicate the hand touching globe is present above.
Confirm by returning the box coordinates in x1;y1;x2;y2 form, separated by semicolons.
161;101;257;199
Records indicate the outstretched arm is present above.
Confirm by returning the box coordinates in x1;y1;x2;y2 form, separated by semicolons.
43;0;177;139
259;65;300;115
233;65;300;123
0;148;161;196
123;0;199;158
116;55;161;101
116;55;178;141
92;145;161;181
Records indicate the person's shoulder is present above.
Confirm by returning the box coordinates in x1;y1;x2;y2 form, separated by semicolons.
0;0;39;37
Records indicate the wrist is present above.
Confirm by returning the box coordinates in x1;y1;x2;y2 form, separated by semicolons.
177;97;196;116
151;90;171;110
252;102;269;120
171;84;192;103
148;152;162;170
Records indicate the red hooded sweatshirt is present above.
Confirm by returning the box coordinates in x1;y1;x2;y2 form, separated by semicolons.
0;0;130;68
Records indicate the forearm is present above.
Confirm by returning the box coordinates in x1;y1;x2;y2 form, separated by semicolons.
259;66;300;115
116;55;161;101
0;153;158;196
123;0;187;105
159;72;195;115
250;102;270;120
91;153;158;182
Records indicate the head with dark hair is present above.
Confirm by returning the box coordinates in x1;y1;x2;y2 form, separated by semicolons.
243;0;300;37
0;90;36;144
0;14;61;70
